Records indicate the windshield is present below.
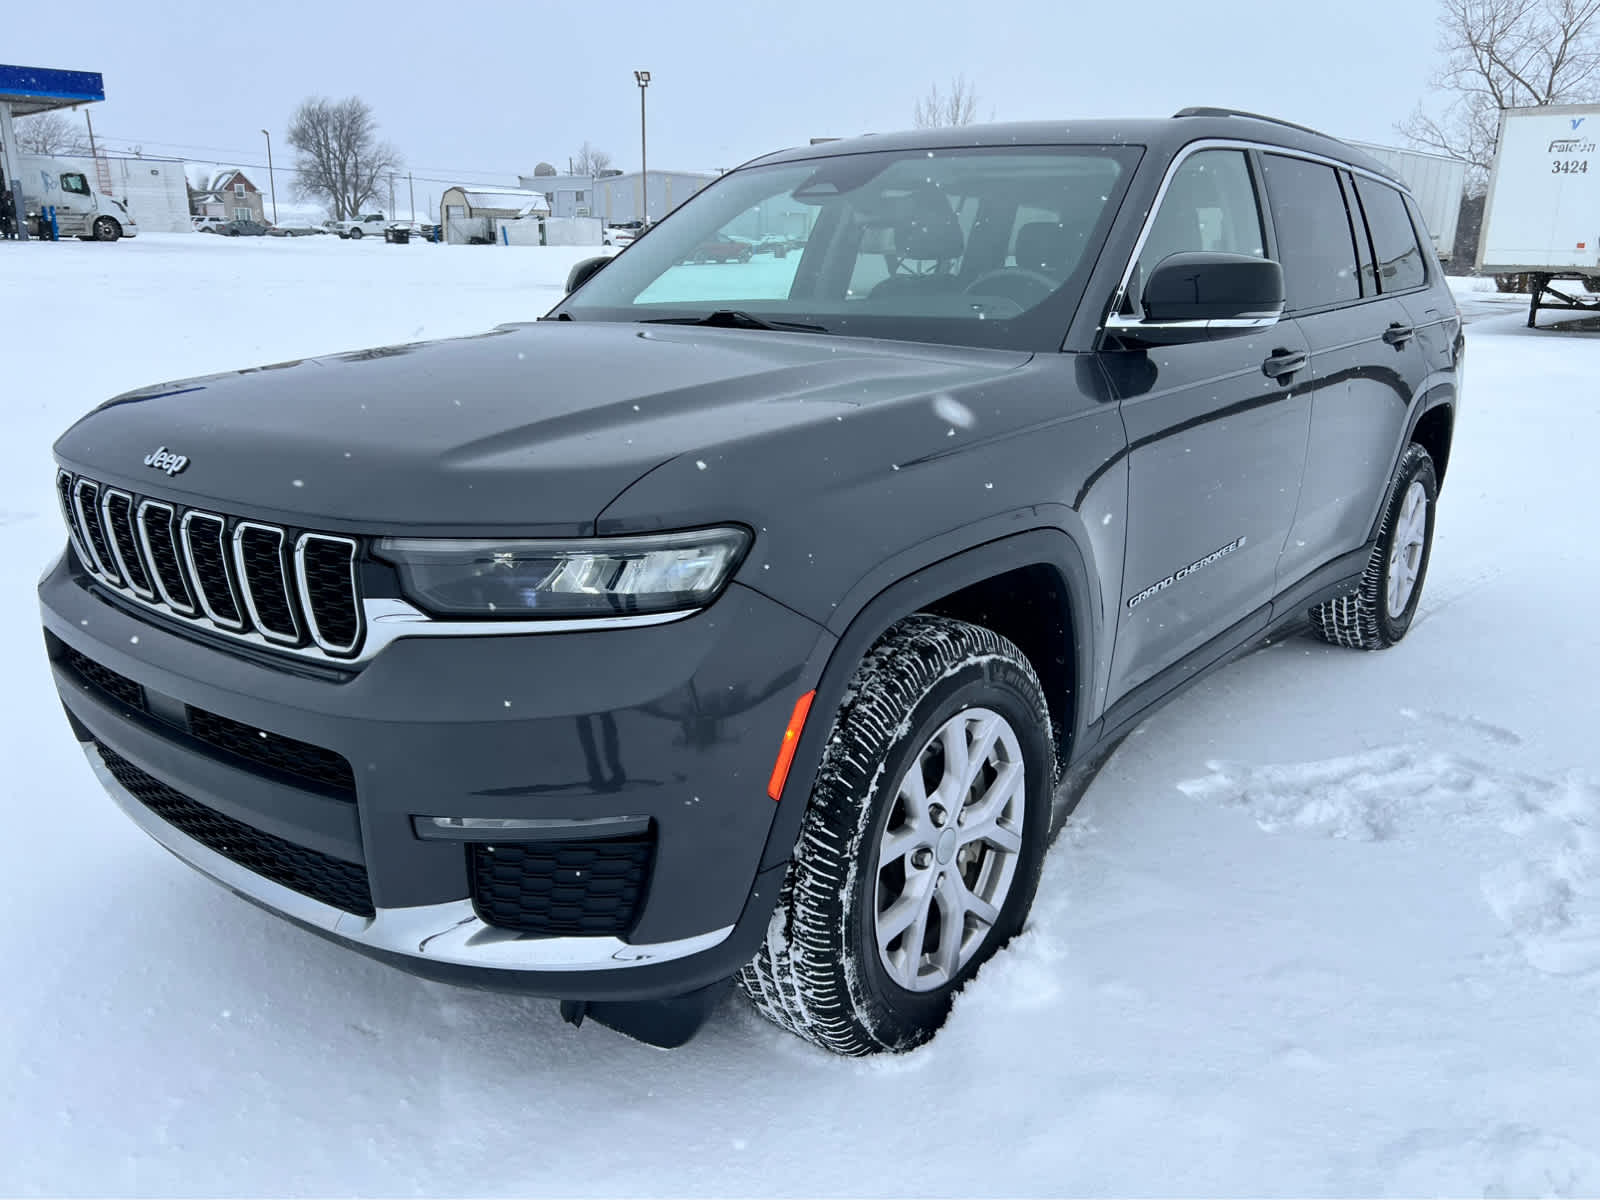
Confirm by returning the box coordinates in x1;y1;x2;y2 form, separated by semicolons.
554;145;1140;351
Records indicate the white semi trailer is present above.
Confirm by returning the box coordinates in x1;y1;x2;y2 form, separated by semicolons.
1347;141;1466;261
1477;102;1600;327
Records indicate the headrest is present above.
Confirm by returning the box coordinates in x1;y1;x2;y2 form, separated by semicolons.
893;187;965;261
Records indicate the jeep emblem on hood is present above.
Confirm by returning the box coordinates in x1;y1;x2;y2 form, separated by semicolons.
144;447;190;476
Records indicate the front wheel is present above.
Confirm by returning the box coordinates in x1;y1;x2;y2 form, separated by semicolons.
92;216;120;242
739;615;1055;1055
1310;442;1438;649
349;227;363;239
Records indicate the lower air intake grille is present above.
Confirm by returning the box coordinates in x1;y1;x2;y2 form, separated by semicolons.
96;741;374;917
61;646;145;711
469;834;654;936
185;706;356;796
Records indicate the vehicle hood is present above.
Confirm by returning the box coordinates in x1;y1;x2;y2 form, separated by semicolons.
53;322;1031;534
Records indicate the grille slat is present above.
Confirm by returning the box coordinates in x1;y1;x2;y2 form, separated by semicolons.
297;535;362;654
73;480;122;584
469;835;655;936
56;470;91;568
56;472;364;660
96;741;373;917
235;523;300;644
102;490;155;599
182;512;243;629
136;501;196;614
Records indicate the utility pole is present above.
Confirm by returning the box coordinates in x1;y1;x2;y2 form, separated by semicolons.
407;172;414;222
260;129;277;224
634;69;651;225
388;172;396;218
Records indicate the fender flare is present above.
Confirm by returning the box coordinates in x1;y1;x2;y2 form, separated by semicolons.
755;525;1098;874
1368;384;1455;543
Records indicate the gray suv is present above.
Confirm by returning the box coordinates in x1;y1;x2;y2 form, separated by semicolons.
40;108;1461;1055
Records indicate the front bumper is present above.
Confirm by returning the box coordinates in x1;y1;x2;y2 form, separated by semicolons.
41;550;825;998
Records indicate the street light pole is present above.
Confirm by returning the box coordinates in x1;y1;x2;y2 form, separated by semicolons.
634;69;650;226
259;129;277;224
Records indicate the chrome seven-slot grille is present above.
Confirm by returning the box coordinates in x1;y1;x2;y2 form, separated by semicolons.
56;469;364;659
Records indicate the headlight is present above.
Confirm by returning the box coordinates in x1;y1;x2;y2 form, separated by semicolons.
372;527;751;618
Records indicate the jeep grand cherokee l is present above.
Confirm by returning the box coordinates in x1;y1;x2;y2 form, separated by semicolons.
40;108;1461;1055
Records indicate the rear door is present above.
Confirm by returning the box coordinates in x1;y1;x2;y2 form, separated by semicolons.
1265;156;1430;585
1102;147;1313;707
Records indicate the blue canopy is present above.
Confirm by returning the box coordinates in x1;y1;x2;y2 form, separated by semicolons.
0;64;105;116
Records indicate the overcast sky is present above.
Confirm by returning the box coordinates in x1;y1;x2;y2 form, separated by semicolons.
13;0;1446;196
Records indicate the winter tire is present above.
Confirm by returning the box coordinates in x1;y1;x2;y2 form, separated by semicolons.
92;217;120;242
349;227;363;239
1309;442;1438;650
739;614;1055;1055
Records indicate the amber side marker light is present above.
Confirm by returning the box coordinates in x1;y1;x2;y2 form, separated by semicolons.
767;690;816;801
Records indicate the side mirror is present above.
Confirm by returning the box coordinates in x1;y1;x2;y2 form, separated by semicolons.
565;255;612;293
1108;252;1284;344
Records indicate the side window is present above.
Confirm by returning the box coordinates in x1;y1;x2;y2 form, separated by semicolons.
1133;150;1265;309
1261;154;1361;311
1341;171;1379;295
1355;178;1427;292
59;173;91;196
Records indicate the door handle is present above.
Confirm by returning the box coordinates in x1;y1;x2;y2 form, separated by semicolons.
1261;349;1308;380
1382;322;1415;347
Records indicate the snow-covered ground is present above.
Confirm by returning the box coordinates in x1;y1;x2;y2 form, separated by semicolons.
3;235;1598;1196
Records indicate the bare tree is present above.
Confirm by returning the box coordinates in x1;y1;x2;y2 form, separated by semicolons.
572;141;613;176
913;75;980;128
286;96;402;221
1400;0;1600;188
15;112;86;155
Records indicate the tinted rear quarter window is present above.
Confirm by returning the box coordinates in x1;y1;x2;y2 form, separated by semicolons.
1356;177;1428;292
1261;154;1361;311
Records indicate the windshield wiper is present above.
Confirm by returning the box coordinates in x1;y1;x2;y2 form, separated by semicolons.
643;309;828;334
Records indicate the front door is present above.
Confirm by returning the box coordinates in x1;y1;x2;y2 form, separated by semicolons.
1101;147;1313;708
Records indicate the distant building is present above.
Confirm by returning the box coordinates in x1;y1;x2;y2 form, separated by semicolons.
439;184;551;243
515;172;596;219
191;168;265;224
592;169;717;225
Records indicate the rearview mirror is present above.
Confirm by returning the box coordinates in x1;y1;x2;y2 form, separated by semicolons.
1107;252;1284;344
565;255;612;293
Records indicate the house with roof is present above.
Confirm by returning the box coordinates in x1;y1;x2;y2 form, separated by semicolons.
189;168;265;224
439;184;550;243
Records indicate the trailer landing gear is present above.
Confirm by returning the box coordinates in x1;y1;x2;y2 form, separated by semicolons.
1527;273;1600;328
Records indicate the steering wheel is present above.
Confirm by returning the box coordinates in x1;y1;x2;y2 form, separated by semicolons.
962;268;1058;306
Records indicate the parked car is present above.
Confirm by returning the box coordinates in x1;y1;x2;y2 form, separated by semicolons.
191;216;226;234
331;214;390;239
40;109;1461;1057
218;219;271;237
602;227;636;248
267;223;325;237
688;234;752;263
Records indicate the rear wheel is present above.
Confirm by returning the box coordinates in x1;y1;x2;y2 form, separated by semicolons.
739;615;1055;1055
1309;442;1438;649
92;216;120;242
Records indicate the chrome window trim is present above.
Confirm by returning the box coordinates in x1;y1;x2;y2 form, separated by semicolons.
180;510;245;631
233;521;301;646
1103;313;1281;331
91;744;732;972
1103;137;1411;329
99;488;156;601
56;469;92;571
293;532;363;656
135;500;197;615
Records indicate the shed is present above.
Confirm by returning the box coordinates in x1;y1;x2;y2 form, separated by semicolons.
440;185;551;243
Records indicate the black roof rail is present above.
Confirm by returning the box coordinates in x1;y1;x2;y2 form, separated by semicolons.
1173;106;1337;141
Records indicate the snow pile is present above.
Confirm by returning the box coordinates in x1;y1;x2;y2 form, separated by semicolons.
2;236;1600;1195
